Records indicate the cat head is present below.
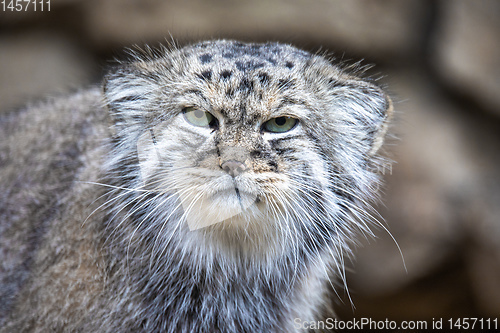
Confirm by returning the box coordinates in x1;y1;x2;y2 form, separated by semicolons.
103;40;392;254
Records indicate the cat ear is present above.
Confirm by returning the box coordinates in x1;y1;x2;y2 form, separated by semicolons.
102;65;154;134
330;80;393;157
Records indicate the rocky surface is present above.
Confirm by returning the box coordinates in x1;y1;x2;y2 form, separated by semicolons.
0;32;96;113
432;0;500;116
82;0;427;60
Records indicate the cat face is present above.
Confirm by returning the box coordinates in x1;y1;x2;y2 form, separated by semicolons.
104;40;391;247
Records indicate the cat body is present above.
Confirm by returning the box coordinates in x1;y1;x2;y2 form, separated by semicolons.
0;40;392;332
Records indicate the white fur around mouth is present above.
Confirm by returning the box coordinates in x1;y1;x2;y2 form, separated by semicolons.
177;186;258;230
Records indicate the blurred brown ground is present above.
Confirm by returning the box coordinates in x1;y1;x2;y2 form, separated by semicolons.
1;0;499;322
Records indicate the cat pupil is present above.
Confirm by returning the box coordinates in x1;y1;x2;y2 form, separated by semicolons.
275;117;286;126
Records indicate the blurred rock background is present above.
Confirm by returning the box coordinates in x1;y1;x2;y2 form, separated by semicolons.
1;0;499;323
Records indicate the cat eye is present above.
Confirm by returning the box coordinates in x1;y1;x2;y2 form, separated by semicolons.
263;116;298;133
183;107;217;128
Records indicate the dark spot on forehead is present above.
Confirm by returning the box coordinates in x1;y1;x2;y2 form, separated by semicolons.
265;57;277;65
268;160;278;171
235;60;265;72
226;87;235;98
235;61;246;71
197;70;212;81
258;72;271;85
285;61;294;69
220;70;232;80
239;78;254;92
199;53;213;64
218;44;282;69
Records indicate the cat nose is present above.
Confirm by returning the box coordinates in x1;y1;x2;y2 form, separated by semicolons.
221;160;247;177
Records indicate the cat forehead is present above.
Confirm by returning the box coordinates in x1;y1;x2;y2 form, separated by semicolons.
181;40;313;73
157;41;318;120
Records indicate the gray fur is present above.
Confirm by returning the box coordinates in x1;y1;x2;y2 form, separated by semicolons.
0;40;392;332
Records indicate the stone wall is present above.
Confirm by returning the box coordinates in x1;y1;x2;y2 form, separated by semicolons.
1;0;499;322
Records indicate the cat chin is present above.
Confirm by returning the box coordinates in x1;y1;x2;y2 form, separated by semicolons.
178;188;259;231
